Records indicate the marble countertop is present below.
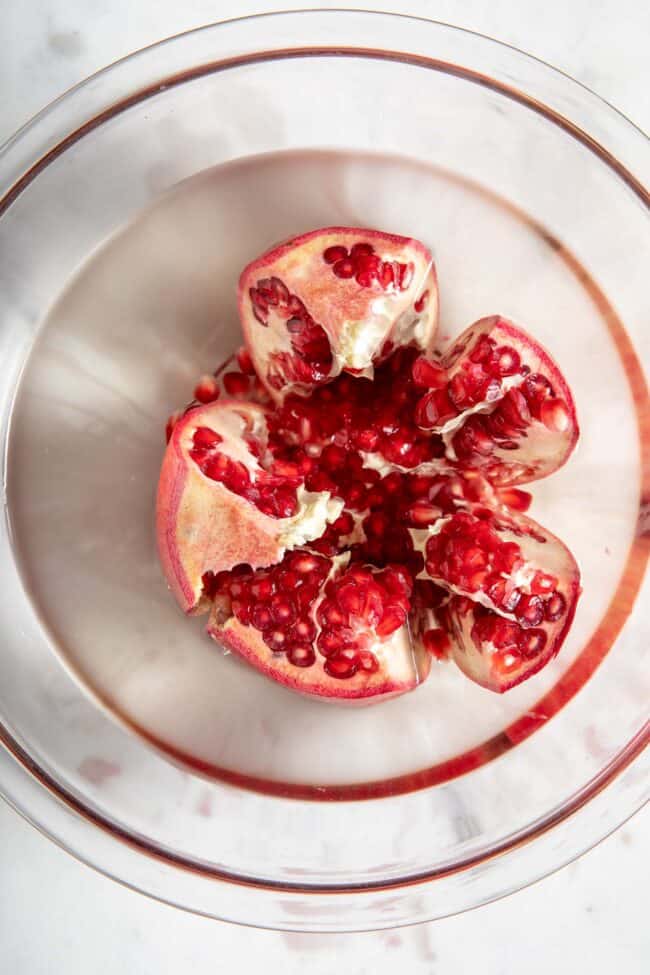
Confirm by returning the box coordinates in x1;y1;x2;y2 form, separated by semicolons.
0;1;648;972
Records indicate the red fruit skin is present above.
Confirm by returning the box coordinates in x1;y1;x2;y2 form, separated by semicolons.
430;316;580;485
156;400;338;614
239;227;438;401
207;613;431;705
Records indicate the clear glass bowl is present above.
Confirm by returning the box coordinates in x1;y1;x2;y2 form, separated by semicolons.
0;11;648;931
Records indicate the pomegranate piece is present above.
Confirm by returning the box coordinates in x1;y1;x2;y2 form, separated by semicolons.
410;507;581;692
156;400;342;613
239;228;438;401
414;317;579;485
207;555;430;703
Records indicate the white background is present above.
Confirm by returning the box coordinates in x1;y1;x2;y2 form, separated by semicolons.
0;2;648;972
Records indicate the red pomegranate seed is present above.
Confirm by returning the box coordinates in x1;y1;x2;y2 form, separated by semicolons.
448;374;468;409
223;372;250;396
412;357;447;389
540;397;570;432
269;594;296;624
495;541;523;573
193;427;223;449
236;347;256;374
523;373;554;418
194;375;221;403
530;571;558;595
251;605;273;631
469;334;495;363
376;602;407;637
287;645;316;668
356;268;376;287
544;591;567;621
333;258;355;279
515;593;544;628
518;628;547;659
407;502;443;526
496;487;532;512
397;262;414;290
379;262;395;288
324;655;358;679
289;619;317;643
357;650;379;673
494;345;521;376
251;577;273;600
422;628;450;659
290;553;323;574
264;628;288;651
350;242;374;259
354;428;380;451
323;245;348;265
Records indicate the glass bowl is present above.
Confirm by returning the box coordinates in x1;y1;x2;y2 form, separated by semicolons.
0;10;648;932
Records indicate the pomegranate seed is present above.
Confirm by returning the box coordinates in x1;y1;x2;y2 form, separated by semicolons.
376;602;407;637
323;245;348;265
422;628;450;659
223;372;250;396
379;262;395;288
324;655;358;679
357;650;379;673
540;397;570;432
289;619;317;643
290;553;322;574
350;242;374;259
333;258;355;279
236;347;256;374
407;502;442;526
398;262;414;290
193;426;223;449
412;357;447;389
518;628;547;659
494;345;521;376
469;335;495;363
495;542;523;573
530;571;558;595
269;595;296;625
523;373;554;418
264;628;288;651
515;593;544;628
251;605;273;631
251;577;273;600
544;591;567;621
287;645;316;668
448;374;468;409
194;376;220;403
496;487;532;512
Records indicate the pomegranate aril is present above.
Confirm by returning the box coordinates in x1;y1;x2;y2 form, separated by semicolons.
333;258;355;279
422;628;450;659
523;373;554;418
495;541;523;572
350;242;374;259
251;577;273;600
376;602;407;636
223;371;250;396
236;347;256;375
194;376;220;404
324;655;358;679
251;605;273;631
494;346;521;376
530;571;558;595
264;628;288;651
289;619;317;643
469;334;495;363
448;374;468;409
515;593;544;628
544;591;567;621
193;427;223;449
412;357;446;389
287;645;316;668
398;262;414;289
496;487;533;512
414;290;429;313
540;398;570;432
357;650;379;673
518;628;547;659
269;595;296;624
323;244;348;265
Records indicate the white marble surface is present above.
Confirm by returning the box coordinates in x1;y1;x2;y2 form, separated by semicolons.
0;1;648;971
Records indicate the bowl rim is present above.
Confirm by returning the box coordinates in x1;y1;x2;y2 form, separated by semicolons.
0;7;647;929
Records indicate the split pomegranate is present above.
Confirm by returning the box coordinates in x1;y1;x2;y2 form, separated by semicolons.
413;316;579;485
157;226;582;702
238;227;438;401
156;399;342;613
207;555;430;702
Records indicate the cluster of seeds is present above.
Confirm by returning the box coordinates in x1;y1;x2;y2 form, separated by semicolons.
322;241;415;291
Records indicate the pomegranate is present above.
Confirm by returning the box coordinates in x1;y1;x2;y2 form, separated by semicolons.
413;316;579;485
410;506;581;692
238;228;438;400
207;555;430;702
156;399;342;613
157;227;582;702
